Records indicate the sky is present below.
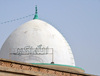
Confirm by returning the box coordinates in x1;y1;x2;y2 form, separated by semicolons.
0;0;100;75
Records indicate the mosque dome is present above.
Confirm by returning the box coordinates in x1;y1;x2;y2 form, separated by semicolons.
0;6;75;66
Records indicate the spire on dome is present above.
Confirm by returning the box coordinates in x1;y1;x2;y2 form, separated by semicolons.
33;5;38;19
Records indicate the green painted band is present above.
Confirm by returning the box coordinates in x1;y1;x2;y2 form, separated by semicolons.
31;63;84;71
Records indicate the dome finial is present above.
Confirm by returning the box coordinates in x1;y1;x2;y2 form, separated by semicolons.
33;5;38;19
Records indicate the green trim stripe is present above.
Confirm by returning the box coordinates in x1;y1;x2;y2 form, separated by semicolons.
31;63;84;71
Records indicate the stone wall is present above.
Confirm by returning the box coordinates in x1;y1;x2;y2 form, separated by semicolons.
0;58;96;76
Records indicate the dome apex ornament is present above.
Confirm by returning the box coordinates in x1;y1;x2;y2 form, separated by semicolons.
33;5;38;19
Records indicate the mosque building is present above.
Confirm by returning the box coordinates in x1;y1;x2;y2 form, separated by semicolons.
0;6;96;76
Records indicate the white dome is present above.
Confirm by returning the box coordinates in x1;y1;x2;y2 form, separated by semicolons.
0;19;75;66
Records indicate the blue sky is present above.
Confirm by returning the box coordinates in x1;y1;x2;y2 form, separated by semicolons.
0;0;100;75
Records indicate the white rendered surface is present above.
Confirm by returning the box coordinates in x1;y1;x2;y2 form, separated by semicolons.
0;19;75;66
